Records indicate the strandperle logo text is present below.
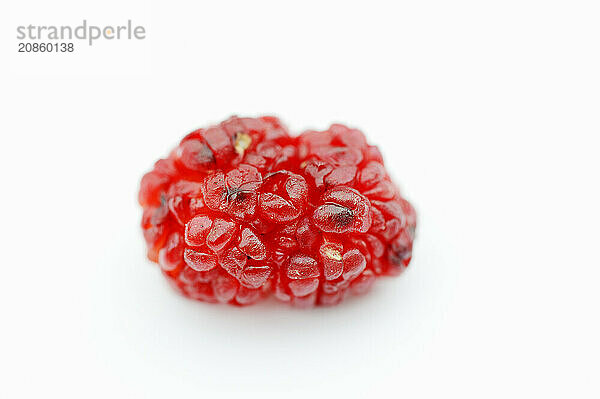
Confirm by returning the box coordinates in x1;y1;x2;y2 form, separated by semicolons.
16;20;146;46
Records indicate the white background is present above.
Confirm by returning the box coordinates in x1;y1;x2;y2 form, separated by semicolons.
1;1;599;398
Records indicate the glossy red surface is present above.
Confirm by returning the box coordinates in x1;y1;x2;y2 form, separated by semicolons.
139;116;416;306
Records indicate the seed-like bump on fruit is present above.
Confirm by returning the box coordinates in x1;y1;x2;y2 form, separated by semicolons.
350;270;375;295
358;161;386;188
320;242;343;280
212;273;239;303
381;218;402;241
313;186;372;233
287;254;320;280
295;217;319;250
259;171;308;223
313;204;354;233
363;181;395;200
203;172;227;211
204;126;239;167
206;218;237;253
388;230;413;267
303;160;333;188
331;205;354;228
314;146;363;166
183;249;217;271
178;139;216;172
342;249;367;280
219;246;247;278
184;215;213;246
364;234;385;258
158;232;184;272
234;132;252;154
238;228;267;260
240;265;271;288
325;165;357;186
322;245;342;261
259;193;297;222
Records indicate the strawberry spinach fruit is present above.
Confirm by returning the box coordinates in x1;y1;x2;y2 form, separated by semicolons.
139;116;416;307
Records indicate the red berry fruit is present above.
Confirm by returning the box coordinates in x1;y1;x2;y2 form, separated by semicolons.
139;116;416;306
